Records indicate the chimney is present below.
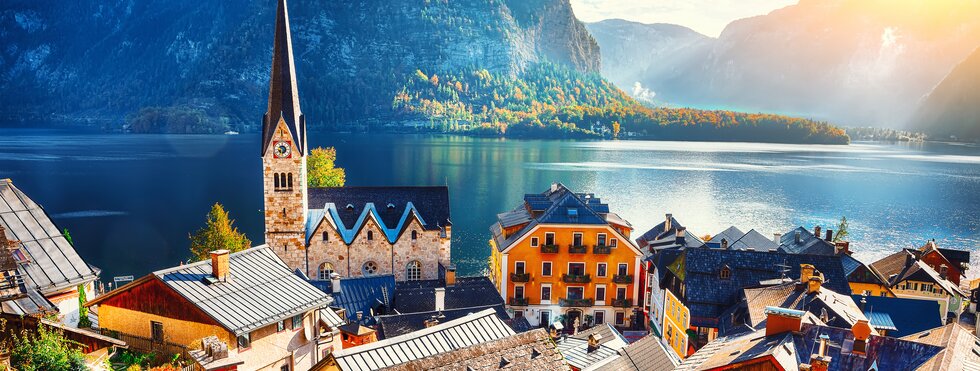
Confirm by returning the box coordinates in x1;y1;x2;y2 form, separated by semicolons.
445;264;456;287
424;317;440;328
825;229;833;241
435;287;446;311
664;214;673;231
587;332;603;353
806;334;832;371
356;311;363;323
550;182;559;193
773;233;782;244
800;264;815;284
764;306;804;337
795;230;802;244
851;319;872;355
835;241;850;255
211;250;230;282
330;272;341;294
807;272;824;294
675;227;686;244
814;226;821;240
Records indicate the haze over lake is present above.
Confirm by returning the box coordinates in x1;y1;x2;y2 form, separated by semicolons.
1;129;978;282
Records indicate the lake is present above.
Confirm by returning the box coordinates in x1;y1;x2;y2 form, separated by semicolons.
0;129;978;282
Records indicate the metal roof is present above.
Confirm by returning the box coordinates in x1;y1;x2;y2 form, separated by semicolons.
0;179;98;294
152;245;332;335
853;294;943;337
605;334;681;371
555;336;622;370
320;307;346;328
308;275;395;324
866;311;897;331
331;308;515;370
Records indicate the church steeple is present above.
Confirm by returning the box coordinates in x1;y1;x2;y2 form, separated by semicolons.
262;0;305;156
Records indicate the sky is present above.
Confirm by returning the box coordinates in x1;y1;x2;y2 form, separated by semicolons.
569;0;797;37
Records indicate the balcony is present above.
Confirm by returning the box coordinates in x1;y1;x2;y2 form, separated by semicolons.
611;298;633;308
612;274;634;284
562;274;591;284
593;245;612;254
509;297;529;306
510;272;530;283
541;244;559;253
560;298;594;307
568;244;588;254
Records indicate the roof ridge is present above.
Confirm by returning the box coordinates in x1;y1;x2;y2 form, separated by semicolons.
333;308;502;356
152;244;271;276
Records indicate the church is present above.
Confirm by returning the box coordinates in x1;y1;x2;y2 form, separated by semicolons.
259;0;451;282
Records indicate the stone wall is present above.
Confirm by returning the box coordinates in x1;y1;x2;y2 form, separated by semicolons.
345;218;394;278
306;219;351;278
392;219;441;281
263;120;307;272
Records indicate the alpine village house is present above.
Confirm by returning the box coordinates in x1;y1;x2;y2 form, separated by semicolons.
489;183;644;331
259;0;451;283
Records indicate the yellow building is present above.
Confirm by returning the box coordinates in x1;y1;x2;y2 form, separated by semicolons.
489;183;644;332
662;289;690;359
87;247;335;371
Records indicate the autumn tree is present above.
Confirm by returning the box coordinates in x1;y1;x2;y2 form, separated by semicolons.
307;147;346;187
188;203;251;261
9;324;87;371
611;121;621;138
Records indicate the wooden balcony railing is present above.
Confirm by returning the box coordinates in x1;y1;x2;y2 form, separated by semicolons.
612;274;634;284
611;298;633;308
568;245;588;254
509;297;529;306
510;272;530;283
559;298;594;307
562;274;591;283
541;244;559;253
593;245;612;254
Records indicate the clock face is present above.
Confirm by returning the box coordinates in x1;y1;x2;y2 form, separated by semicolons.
274;141;291;158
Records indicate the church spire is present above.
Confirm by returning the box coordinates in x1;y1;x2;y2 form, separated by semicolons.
262;0;305;156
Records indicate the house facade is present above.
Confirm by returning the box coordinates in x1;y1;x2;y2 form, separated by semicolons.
257;0;450;282
489;183;644;331
87;247;333;371
871;249;967;317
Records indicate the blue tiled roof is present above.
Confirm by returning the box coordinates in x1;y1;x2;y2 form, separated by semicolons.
392;276;504;314
840;254;863;276
852;295;943;337
309;274;396;324
679;248;851;327
866;311;897;331
306;187;450;244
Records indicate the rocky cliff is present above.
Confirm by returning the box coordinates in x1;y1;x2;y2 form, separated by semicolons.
910;47;980;141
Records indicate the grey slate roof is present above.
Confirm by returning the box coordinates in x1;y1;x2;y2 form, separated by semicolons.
308;186;451;232
0;179;98;294
570;323;629;349
720;282;870;336
708;228;779;252
331;308;516;370
675;248;851;327
779;226;837;255
308;274;395;324
902;323;980;371
151;245;332;335
392;276;504;314
261;0;305;156
636;215;705;251
852;294;943;337
380;328;568;371
605;334;681;371
375;304;509;339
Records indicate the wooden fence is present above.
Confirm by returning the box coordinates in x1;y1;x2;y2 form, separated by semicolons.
99;328;195;366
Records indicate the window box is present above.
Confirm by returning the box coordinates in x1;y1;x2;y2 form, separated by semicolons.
568;245;588;254
509;297;529;306
560;298;595;307
611;298;632;308
510;272;531;282
593;245;612;254
562;274;592;283
541;244;560;254
612;274;634;284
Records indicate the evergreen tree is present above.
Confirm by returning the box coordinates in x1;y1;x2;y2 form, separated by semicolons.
188;203;251;261
834;216;849;242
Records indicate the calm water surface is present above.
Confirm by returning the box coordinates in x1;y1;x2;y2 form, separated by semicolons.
1;129;978;281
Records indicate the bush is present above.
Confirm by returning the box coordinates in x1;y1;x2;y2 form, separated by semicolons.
10;325;87;371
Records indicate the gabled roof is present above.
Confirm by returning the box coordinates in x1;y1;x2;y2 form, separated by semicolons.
331;308;516;370
902;323;980;371
381;328;567;371
636;215;704;251
852;294;943;337
936;247;970;270
375;304;509;339
721;282;873;336
392;276;504;314
89;246;331;336
571;323;629;350
261;0;305;156
0;179;98;294
307;274;395;324
677;248;851;327
779;226;837;255
555;335;622;370
605;334;681;371
881;257;967;298
307;186;450;244
708;227;779;252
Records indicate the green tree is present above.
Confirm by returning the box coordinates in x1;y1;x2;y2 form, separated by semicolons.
10;324;87;371
834;216;849;242
188;203;251;261
62;228;73;245
76;285;91;328
307;147;346;188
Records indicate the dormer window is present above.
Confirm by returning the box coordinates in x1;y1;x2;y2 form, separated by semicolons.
387;203;395;209
720;265;732;280
346;204;355;211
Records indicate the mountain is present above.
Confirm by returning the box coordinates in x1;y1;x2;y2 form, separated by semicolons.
594;0;980;127
909;47;980;141
585;19;709;104
0;0;599;129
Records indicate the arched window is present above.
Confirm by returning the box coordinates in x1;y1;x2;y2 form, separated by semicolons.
719;265;731;280
274;174;280;188
367;231;374;241
282;208;287;217
362;261;379;276
287;173;293;189
322;231;329;241
406;261;422;281
318;262;334;280
411;230;418;240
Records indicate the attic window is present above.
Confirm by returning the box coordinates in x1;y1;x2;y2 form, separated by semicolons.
720;265;732;280
387;203;395;209
11;248;30;264
346;204;355;211
567;208;578;218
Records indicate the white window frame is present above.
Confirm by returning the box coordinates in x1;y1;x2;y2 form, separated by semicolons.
545;232;556;246
593;310;606;325
530;237;540;247
540;310;552;328
514;284;525;299
596;262;608;278
573;232;584;246
617;263;629;276
595;284;607;305
568;262;586;276
610;238;618;247
542;261;553;277
515;261;526;275
615;311;626;326
541;284;552;304
616;286;628;301
597;233;607;246
567;286;585;300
